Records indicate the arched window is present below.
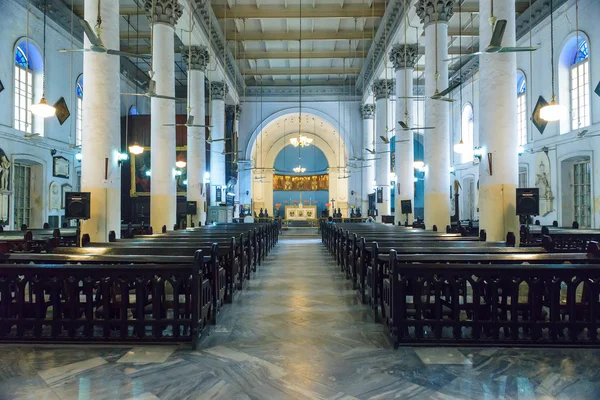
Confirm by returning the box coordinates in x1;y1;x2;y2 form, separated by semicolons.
13;40;43;135
570;37;590;130
14;45;33;133
517;72;527;145
460;104;474;162
76;75;83;146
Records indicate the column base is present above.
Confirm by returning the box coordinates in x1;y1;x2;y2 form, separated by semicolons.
479;183;519;243
424;193;450;231
80;186;121;243
151;193;176;232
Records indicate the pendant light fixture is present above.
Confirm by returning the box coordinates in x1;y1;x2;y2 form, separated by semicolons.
453;0;466;154
540;0;565;122
31;0;56;118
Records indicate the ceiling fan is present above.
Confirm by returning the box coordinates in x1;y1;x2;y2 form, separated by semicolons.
444;20;539;62
365;148;391;155
59;8;151;59
121;0;182;101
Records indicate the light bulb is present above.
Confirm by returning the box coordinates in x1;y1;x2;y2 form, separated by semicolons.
540;98;566;122
129;144;144;155
31;97;56;118
75;153;82;161
413;161;425;170
145;170;151;176
175;160;187;168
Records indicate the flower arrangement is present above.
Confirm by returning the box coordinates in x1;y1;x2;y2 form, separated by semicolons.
275;203;281;209
325;203;331;208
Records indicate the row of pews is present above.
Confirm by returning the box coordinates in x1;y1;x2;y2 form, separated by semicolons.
0;222;280;348
322;221;600;347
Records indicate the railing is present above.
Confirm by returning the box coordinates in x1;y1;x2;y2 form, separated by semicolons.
0;251;210;348
384;250;600;347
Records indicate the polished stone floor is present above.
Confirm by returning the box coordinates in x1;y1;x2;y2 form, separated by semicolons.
2;237;600;399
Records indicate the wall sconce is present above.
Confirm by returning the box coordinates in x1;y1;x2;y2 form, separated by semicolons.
75;153;82;161
145;170;151;177
117;152;128;167
517;146;525;155
473;147;483;160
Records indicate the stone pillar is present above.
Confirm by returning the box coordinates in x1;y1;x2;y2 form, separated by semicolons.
210;81;227;205
226;104;241;204
80;0;121;242
360;104;375;214
182;45;209;226
478;0;519;241
416;0;453;231
372;79;395;222
390;43;419;225
146;0;182;232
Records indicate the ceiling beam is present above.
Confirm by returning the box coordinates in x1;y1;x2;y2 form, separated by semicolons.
239;67;361;75
237;50;364;59
213;4;385;19
225;30;374;41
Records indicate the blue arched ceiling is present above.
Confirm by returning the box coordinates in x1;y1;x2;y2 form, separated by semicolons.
274;144;329;175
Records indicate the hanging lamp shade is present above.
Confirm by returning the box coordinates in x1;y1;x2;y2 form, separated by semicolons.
31;97;56;118
540;97;566;122
453;139;466;154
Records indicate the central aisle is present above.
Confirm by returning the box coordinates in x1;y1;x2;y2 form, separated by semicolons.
4;237;600;399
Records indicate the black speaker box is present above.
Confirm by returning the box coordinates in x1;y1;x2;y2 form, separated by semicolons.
65;192;91;220
516;188;539;216
186;201;197;215
400;199;412;214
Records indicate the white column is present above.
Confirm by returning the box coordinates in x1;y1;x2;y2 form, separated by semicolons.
210;81;227;205
226;104;242;204
391;44;419;225
80;0;120;242
147;0;182;232
478;0;519;241
360;104;375;214
183;45;209;226
373;79;395;222
416;1;453;231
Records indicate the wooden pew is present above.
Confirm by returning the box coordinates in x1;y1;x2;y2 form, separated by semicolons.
385;251;600;347
0;251;209;348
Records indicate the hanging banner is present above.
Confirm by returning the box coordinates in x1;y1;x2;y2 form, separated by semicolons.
273;174;329;191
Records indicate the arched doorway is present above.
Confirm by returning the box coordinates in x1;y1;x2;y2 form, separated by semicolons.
243;112;350;218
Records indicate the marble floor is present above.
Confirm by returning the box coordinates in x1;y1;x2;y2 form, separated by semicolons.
2;237;600;399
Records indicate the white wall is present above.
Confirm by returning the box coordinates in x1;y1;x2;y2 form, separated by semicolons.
0;0;148;229
449;0;600;228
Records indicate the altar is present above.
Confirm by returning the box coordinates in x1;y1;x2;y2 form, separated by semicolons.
285;205;317;220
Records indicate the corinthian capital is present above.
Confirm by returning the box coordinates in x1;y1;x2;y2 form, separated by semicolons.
360;104;375;120
145;0;183;27
372;79;395;100
226;104;241;119
415;0;454;27
182;46;210;71
210;81;228;101
389;44;419;70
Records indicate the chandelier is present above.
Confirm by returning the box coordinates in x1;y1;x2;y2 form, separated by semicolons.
293;165;306;173
290;134;313;147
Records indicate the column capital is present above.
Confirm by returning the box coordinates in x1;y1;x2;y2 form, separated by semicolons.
372;79;395;100
181;45;210;71
144;0;183;27
360;104;376;120
389;44;419;70
210;81;228;101
415;0;455;27
225;104;241;119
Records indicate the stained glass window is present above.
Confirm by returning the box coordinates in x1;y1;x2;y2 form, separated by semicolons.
573;38;589;65
15;47;29;68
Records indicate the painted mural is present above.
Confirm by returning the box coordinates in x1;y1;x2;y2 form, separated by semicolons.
273;174;329;191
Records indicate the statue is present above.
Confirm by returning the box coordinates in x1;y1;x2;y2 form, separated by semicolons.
0;149;9;191
259;208;264;218
535;159;554;216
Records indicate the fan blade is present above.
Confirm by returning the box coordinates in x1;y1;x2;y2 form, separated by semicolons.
147;79;157;94
380;136;390;144
121;93;147;97
78;18;103;47
186;115;194;125
154;94;178;101
58;48;90;53
106;49;152;59
365;148;375;154
489;19;507;49
498;46;540;53
437;81;461;98
432;96;454;103
412;127;436;131
396;95;421;99
443;52;482;61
